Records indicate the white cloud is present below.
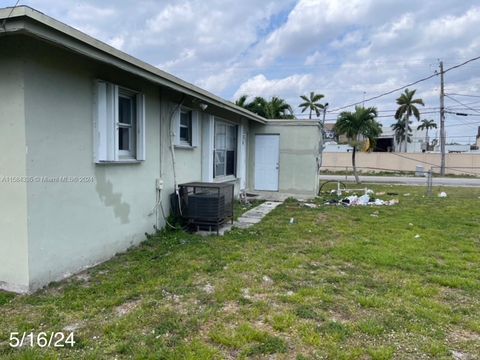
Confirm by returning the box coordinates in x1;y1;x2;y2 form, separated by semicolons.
233;73;314;101
108;35;125;50
255;0;373;66
12;0;480;140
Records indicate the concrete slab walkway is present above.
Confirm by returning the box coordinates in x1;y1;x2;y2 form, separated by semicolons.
196;201;283;236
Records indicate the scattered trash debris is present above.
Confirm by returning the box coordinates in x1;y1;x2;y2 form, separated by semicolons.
409;223;414;226
376;192;386;196
403;193;411;197
415;234;421;239
289;217;296;224
327;194;398;207
439;192;447;198
370;210;379;217
358;194;370;205
303;203;318;208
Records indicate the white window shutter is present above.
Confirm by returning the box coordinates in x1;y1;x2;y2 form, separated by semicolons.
136;93;146;160
94;80;115;162
191;111;200;147
112;85;119;161
172;103;181;146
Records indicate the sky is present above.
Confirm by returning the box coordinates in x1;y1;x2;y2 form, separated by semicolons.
4;0;480;143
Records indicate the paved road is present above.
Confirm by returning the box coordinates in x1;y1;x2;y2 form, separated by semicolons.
319;175;480;187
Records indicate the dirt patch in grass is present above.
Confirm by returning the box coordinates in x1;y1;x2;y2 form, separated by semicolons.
114;299;142;317
449;329;480;343
316;213;329;224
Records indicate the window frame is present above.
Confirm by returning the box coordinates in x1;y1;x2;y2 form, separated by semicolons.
179;108;193;146
94;80;146;164
117;88;137;160
213;119;237;179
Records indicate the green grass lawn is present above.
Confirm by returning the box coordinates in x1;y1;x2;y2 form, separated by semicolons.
1;185;479;359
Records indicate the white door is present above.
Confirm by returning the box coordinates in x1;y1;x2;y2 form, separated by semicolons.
255;134;280;191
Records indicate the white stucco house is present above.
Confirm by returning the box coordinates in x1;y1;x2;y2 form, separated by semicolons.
0;6;323;293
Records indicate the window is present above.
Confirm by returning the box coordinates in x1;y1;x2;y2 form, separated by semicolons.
214;121;237;178
94;80;145;163
179;109;192;145
174;106;199;148
118;90;136;158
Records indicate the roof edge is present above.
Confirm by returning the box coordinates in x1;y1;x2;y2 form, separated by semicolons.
0;6;266;124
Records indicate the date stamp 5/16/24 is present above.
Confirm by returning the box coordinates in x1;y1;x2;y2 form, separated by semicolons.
9;332;75;348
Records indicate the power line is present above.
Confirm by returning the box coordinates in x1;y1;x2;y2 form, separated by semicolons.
443;55;480;74
445;94;480;114
328;55;480;113
446;93;480;98
328;73;440;112
1;0;20;30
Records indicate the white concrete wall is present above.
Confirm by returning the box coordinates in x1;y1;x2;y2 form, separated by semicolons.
322;152;480;175
0;38;30;292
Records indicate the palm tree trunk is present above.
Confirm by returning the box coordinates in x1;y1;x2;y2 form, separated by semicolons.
425;129;429;150
404;114;409;152
352;146;360;184
309;108;312;119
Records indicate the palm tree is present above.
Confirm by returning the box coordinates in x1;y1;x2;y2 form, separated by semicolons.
299;92;325;119
266;96;294;119
391;117;412;151
247;96;268;117
417;119;437;150
235;95;249;108
334;106;382;184
395;88;424;152
239;96;294;119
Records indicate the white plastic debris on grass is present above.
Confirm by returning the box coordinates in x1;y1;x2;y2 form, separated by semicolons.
358;194;370;205
439;192;447;198
303;203;318;208
326;194;399;207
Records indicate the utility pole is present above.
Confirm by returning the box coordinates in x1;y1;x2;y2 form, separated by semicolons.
439;61;446;176
322;103;328;128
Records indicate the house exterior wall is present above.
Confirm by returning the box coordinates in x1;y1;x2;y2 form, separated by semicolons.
248;122;321;195
1;33;288;293
2;36;247;292
21;37;166;290
0;38;30;292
